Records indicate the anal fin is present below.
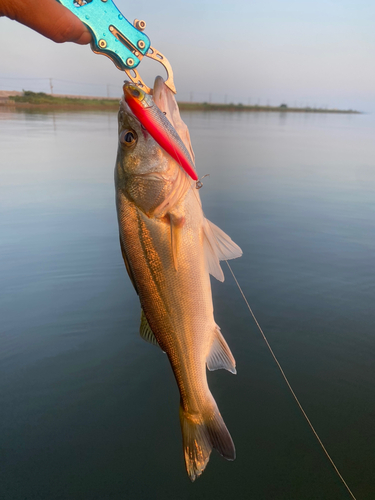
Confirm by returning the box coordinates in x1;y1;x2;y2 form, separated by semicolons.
207;326;236;374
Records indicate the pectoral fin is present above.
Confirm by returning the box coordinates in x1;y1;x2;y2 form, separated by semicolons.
203;218;242;282
140;308;160;348
169;214;185;271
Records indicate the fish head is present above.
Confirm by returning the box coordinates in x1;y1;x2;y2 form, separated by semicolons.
123;79;198;182
117;96;170;178
116;85;190;217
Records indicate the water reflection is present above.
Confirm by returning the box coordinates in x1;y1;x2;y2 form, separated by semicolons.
1;108;375;499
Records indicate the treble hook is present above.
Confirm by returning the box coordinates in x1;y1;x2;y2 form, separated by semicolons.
196;174;210;190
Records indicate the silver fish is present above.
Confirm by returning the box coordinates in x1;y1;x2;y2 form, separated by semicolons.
115;77;242;481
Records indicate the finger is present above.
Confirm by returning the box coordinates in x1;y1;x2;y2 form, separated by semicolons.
3;0;92;44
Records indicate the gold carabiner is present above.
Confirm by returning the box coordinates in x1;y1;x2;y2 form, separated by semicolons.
125;46;176;95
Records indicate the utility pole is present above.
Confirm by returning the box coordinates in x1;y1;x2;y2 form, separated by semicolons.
49;78;53;95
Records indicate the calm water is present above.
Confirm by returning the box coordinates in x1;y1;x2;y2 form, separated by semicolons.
1;107;375;499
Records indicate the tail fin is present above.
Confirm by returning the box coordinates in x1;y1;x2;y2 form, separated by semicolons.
179;403;235;481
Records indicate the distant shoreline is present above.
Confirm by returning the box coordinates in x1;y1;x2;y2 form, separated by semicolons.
178;102;360;114
0;91;361;114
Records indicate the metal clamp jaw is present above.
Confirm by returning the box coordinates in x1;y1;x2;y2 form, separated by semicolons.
57;0;176;94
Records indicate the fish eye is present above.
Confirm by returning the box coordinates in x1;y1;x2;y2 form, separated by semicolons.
120;129;137;147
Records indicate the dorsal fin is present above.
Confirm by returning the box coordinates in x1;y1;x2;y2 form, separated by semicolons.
140;308;160;347
120;235;138;294
206;326;236;374
203;218;242;282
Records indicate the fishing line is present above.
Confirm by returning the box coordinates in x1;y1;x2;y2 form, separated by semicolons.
225;260;357;500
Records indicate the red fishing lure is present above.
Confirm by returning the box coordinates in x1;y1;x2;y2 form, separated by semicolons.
123;82;198;181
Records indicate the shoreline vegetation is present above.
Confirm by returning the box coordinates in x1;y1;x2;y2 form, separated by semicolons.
0;91;361;114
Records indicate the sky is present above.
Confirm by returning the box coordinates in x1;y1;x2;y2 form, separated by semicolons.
1;0;375;111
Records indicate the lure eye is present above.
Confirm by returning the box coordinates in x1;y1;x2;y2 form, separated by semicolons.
130;88;141;98
120;129;137;147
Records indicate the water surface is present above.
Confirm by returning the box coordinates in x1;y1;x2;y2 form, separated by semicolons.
1;108;375;499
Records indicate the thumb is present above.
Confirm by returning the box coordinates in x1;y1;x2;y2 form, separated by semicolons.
3;0;92;44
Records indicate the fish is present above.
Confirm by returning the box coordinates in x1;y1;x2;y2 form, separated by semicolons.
115;76;242;481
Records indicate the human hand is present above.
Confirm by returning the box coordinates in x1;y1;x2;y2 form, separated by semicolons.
0;0;92;44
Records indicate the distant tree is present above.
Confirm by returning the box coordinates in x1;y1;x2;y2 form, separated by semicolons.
23;90;47;97
280;103;288;108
